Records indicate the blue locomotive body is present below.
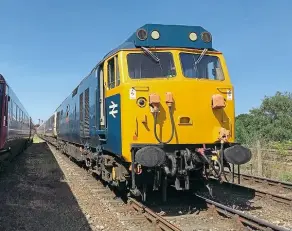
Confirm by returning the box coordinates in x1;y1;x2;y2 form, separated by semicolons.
51;66;122;158
56;71;98;146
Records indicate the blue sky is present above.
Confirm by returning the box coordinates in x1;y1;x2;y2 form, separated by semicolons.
0;0;291;124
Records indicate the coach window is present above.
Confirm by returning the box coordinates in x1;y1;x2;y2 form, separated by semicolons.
16;105;18;121
11;102;14;120
18;108;20;122
66;105;70;118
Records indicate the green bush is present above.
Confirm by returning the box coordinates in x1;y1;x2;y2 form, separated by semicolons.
235;91;292;145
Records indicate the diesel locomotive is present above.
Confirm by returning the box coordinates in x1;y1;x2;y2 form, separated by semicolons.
0;74;34;164
37;24;252;201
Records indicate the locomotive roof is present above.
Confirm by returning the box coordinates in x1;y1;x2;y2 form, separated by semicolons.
103;23;214;60
50;24;215;122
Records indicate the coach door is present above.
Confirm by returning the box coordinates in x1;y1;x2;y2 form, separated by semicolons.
0;84;4;133
0;84;8;147
0;84;4;130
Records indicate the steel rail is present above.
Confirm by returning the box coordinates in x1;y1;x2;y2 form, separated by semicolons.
128;198;181;231
225;171;292;190
253;188;292;206
210;177;292;206
196;194;291;231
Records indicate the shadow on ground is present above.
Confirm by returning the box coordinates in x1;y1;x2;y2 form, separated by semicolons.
143;180;259;217
0;142;92;231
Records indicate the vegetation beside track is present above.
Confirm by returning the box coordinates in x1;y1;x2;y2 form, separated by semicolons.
33;135;45;143
235;91;292;182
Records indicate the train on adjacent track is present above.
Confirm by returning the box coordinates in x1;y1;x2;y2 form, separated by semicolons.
37;24;252;202
0;74;34;164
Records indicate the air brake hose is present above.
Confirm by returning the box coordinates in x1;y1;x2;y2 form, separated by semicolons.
220;141;230;183
164;154;177;176
153;105;175;144
200;151;221;178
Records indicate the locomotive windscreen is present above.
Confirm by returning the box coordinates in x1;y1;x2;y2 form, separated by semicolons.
180;53;225;81
127;52;176;79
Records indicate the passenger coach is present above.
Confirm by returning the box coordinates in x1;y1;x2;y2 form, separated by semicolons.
0;74;34;163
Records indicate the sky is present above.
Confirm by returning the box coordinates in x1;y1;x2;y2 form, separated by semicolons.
0;0;291;124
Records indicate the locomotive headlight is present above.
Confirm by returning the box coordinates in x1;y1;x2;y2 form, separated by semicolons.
151;30;160;40
137;97;147;108
189;32;197;41
201;31;212;43
136;28;147;40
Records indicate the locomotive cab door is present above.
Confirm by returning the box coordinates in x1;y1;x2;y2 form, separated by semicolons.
97;64;106;130
102;55;122;155
97;55;120;131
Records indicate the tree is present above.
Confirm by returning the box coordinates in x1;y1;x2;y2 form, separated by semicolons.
235;91;292;144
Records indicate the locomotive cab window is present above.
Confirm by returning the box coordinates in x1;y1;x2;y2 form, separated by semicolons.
107;56;120;89
116;56;120;86
127;52;176;79
179;53;224;81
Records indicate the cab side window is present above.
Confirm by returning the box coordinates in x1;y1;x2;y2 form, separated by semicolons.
107;55;120;89
107;58;115;89
116;56;120;86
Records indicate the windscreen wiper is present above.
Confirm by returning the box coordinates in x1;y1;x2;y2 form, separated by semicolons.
195;48;207;65
193;48;207;74
141;46;160;63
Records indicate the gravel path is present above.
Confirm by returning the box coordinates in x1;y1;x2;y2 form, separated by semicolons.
0;139;148;231
46;144;140;231
0;141;92;231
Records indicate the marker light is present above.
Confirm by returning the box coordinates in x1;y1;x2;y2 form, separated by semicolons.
151;30;160;40
201;32;212;43
136;28;147;40
189;32;197;41
137;97;146;108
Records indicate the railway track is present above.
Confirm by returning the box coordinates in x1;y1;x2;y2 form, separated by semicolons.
42;137;291;231
209;177;292;206
225;171;292;191
131;190;291;231
195;194;290;231
47;141;181;231
128;198;181;231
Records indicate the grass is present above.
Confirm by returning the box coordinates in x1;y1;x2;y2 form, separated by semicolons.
33;135;45;144
279;172;292;182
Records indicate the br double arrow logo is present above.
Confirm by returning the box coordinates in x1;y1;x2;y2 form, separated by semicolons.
109;101;118;118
